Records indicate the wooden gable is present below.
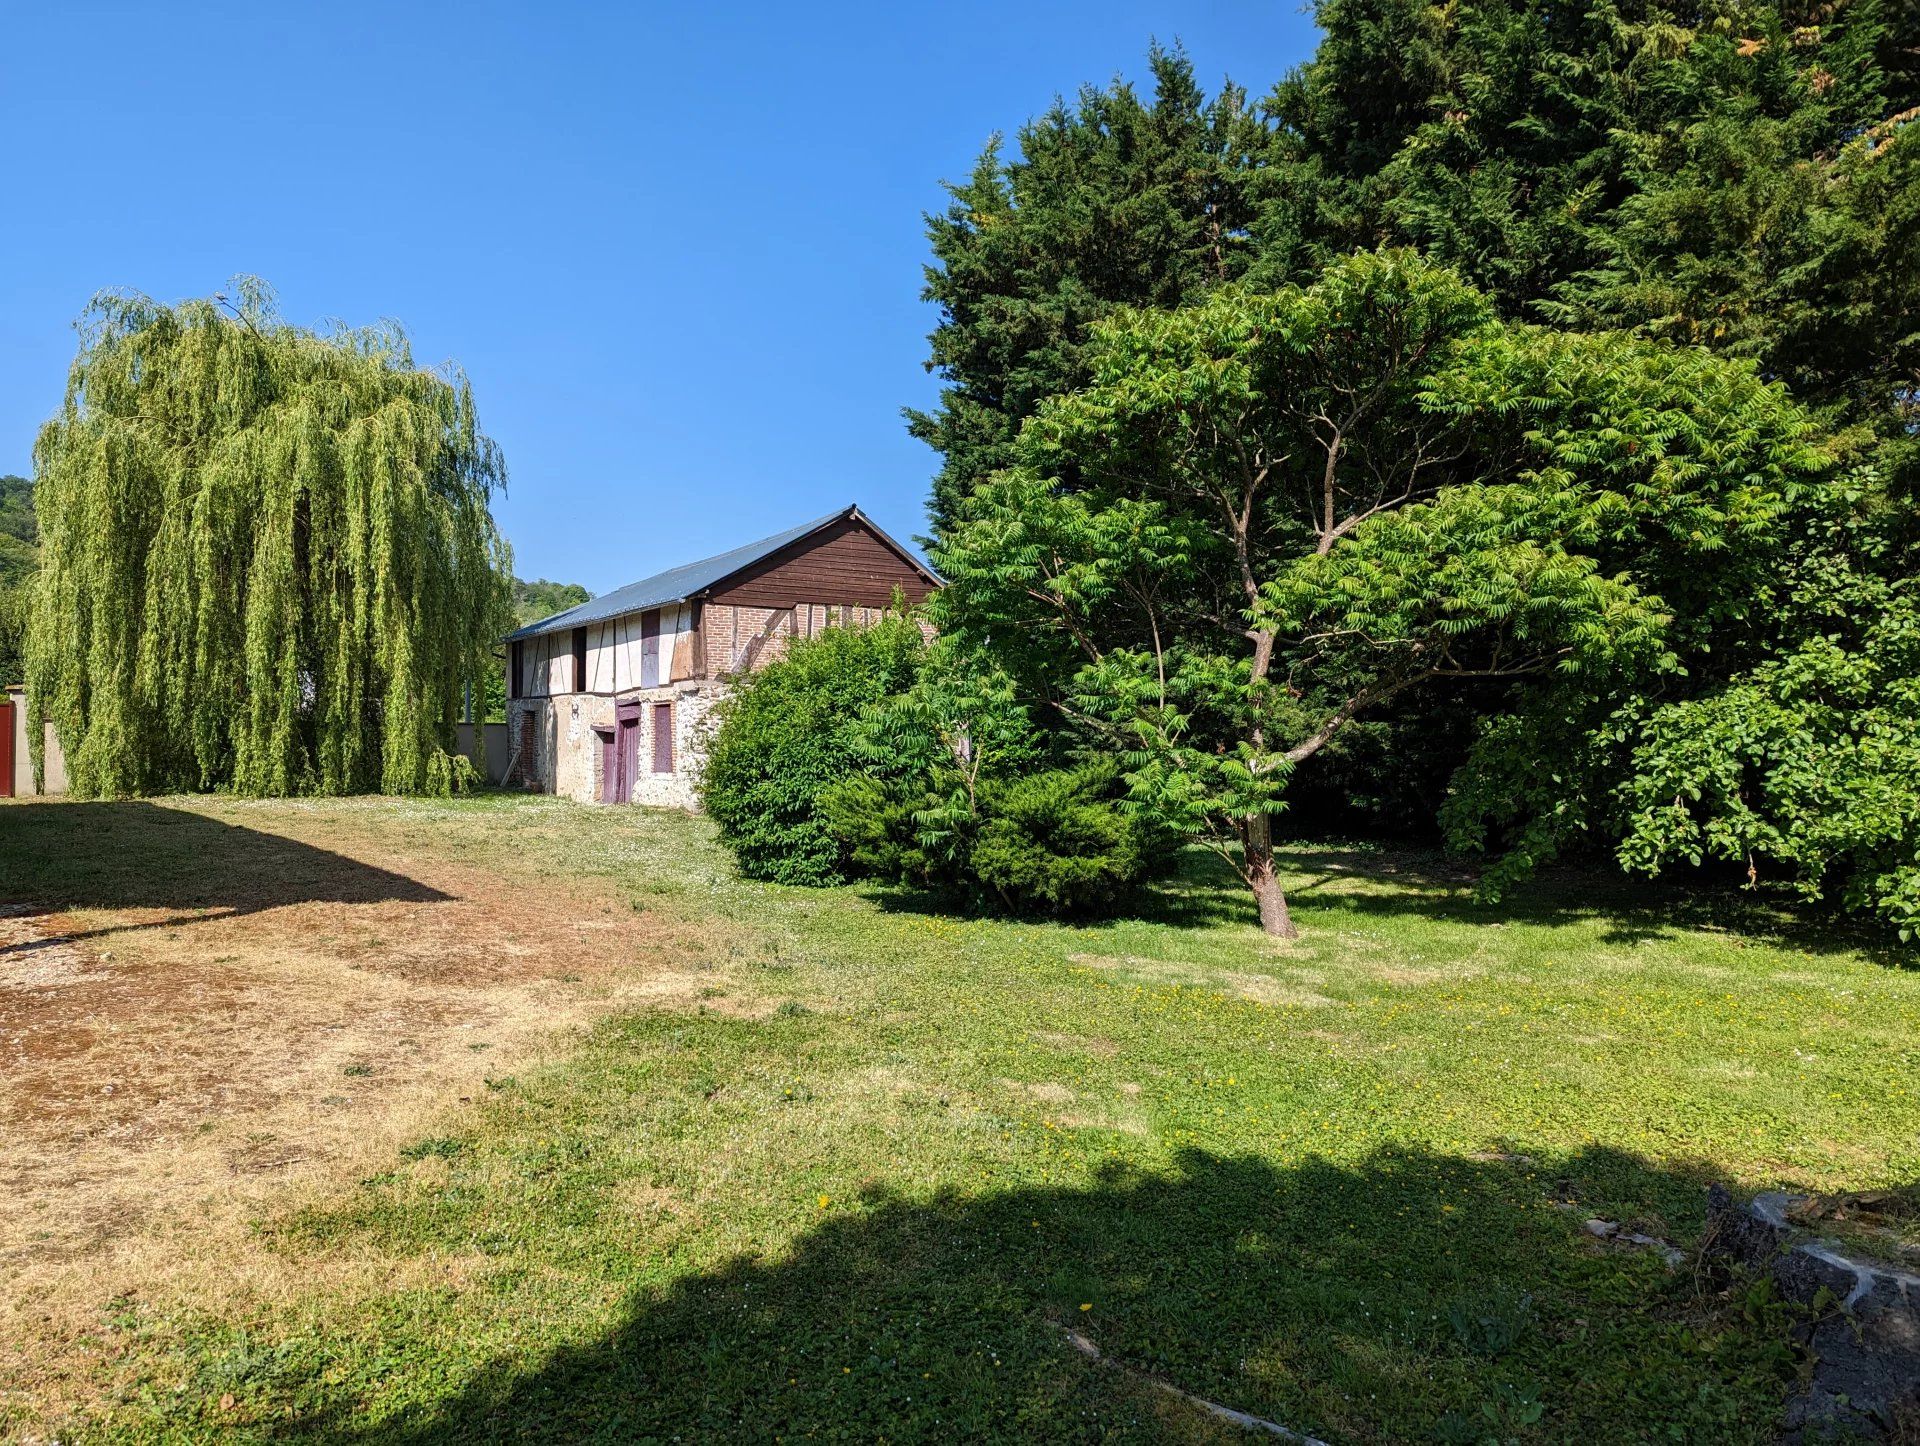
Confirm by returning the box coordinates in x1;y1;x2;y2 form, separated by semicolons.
704;513;935;611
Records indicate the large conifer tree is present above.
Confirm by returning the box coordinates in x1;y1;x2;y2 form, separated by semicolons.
27;282;510;797
920;5;1919;523
909;48;1287;533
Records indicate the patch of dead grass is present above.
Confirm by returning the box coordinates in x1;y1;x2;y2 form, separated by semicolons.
1032;1029;1120;1058
1069;952;1335;1008
0;796;756;1426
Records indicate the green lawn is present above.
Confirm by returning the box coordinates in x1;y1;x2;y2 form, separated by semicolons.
12;795;1919;1443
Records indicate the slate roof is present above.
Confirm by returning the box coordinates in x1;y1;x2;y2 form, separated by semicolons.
504;505;936;642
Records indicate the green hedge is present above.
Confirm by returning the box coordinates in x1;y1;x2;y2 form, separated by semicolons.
700;617;926;885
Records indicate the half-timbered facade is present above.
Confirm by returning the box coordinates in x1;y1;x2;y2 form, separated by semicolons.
502;505;937;806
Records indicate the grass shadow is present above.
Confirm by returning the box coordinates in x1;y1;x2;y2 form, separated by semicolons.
856;848;1266;933
0;800;447;952
860;839;1902;966
297;1145;1792;1443
1275;843;1907;966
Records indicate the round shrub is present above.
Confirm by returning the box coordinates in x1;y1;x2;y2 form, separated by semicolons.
971;764;1156;915
700;617;925;885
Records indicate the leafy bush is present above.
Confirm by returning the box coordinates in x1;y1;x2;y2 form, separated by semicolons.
1617;585;1920;937
708;625;1165;913
700;616;926;885
971;765;1153;914
820;651;1164;915
825;762;1158;916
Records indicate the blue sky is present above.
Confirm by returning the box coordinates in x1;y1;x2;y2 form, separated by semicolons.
0;3;1318;594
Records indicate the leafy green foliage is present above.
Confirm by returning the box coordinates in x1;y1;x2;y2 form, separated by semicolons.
512;577;590;628
1619;585;1920;936
0;474;36;686
920;8;1917;541
700;617;927;885
827;760;1159;917
914;11;1920;932
817;649;1162;915
934;253;1825;932
969;764;1155;915
26;281;511;797
695;598;1154;916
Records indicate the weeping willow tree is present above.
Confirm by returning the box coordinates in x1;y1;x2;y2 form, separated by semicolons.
27;280;511;797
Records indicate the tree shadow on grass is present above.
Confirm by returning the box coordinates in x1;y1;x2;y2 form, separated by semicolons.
1270;845;1908;966
0;800;446;953
304;1146;1792;1445
864;841;1904;967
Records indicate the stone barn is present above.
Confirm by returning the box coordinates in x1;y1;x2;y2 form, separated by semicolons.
501;505;938;807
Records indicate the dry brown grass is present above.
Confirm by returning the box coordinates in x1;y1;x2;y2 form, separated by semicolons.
1069;952;1337;1008
0;795;749;1426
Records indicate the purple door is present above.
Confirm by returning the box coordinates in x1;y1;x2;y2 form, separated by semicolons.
613;702;642;803
651;703;674;774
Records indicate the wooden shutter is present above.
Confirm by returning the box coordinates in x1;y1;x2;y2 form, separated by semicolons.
651;702;673;774
571;628;587;693
509;640;524;700
641;609;661;689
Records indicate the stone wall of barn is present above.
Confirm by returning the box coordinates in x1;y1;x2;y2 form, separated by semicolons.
503;680;723;810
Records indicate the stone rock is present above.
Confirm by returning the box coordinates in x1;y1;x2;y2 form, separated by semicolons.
1704;1184;1920;1442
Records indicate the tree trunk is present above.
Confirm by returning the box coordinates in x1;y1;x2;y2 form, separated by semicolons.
1243;817;1299;940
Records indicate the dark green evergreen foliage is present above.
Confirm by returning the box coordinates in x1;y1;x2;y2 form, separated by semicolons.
908;46;1287;533
918;7;1920;545
1523;3;1919;464
0;475;36;686
700;617;927;886
913;9;1920;931
825;767;1157;917
969;764;1155;915
1267;0;1918;450
918;4;1917;505
28;283;511;798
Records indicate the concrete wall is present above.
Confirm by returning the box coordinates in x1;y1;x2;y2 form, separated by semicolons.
454;721;510;785
4;690;67;797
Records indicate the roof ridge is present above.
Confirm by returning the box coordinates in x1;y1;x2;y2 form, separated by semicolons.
503;503;931;643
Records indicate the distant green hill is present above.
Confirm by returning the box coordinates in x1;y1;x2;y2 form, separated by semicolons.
479;575;593;720
512;577;591;629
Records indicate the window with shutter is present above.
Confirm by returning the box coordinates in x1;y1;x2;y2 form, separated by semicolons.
652;703;673;774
